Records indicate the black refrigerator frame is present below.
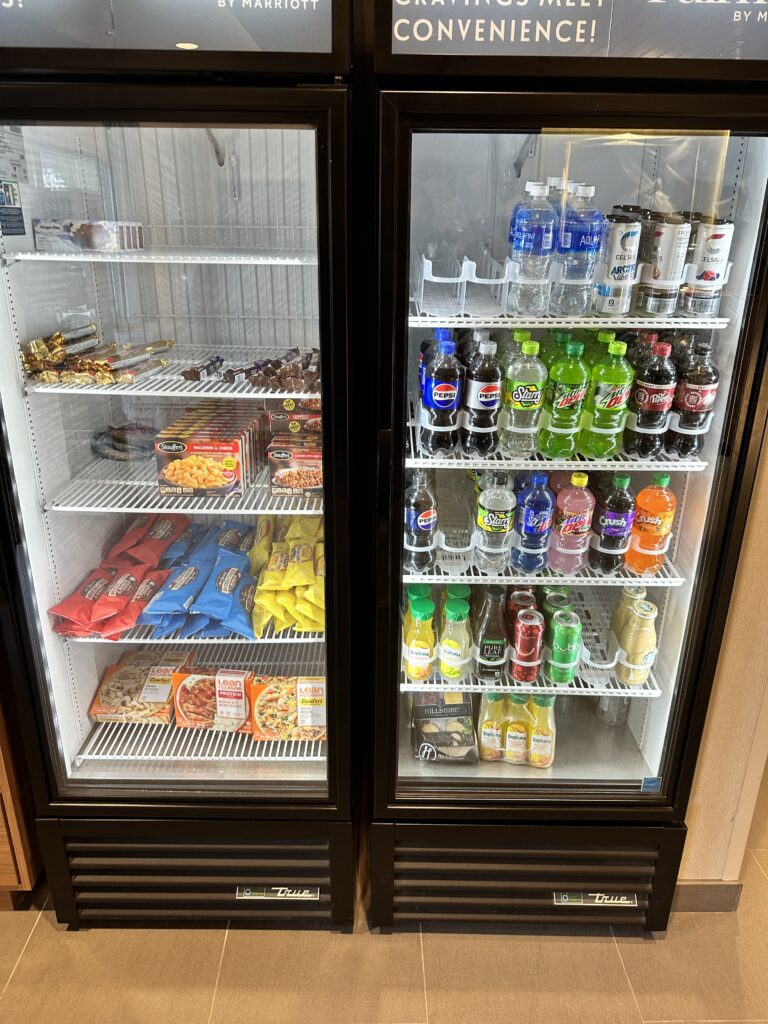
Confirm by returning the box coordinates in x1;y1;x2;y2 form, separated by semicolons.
367;76;768;929
0;78;355;927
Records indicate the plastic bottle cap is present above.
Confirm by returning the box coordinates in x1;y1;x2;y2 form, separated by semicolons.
410;597;435;622
526;182;549;197
437;340;456;356
533;695;556;707
608;341;627;356
513;329;532;344
446;584;471;601
491;471;509;488
597;331;616;344
652;473;671;488
552;330;572;343
634;600;658;619
434;328;452;342
653;341;672;357
577;185;596;198
473;329;491;342
531;472;548;486
612;474;631;489
571;472;588;488
444;599;470;623
408;584;432;600
547;176;564;188
567;181;585;194
521;340;540;356
508;694;529;705
479;341;497;355
565;341;585;356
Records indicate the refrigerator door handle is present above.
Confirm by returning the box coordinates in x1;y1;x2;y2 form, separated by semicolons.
377;427;392;609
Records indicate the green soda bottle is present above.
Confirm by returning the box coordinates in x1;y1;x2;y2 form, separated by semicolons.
577;339;634;459
583;329;614;368
538;341;590;459
540;329;573;371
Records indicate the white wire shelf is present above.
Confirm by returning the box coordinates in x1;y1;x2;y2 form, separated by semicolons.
405;402;706;473
26;358;320;402
408;310;729;330
46;464;323;516
66;621;325;644
74;722;327;767
400;589;661;698
4;246;317;268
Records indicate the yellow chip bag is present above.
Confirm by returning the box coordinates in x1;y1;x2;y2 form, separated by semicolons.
283;542;315;590
252;603;273;639
303;543;326;610
274;519;291;543
248;516;275;575
259;542;290;590
286;516;320;543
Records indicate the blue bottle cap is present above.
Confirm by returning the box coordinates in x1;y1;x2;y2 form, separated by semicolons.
438;340;456;356
530;472;548;486
435;328;453;342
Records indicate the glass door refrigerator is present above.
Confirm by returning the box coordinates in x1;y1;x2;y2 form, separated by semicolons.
0;82;353;926
370;88;768;930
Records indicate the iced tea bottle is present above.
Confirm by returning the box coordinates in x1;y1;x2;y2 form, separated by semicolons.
503;694;531;764
626;473;676;576
527;695;556;768
478;693;507;761
404;597;435;682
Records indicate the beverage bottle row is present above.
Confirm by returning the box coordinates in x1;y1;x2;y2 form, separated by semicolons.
506;179;735;319
418;325;719;460
478;693;556;767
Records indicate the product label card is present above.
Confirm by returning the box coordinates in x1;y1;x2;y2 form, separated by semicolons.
215;669;248;719
0;128;27;183
139;666;174;704
505;380;544;412
296;677;326;729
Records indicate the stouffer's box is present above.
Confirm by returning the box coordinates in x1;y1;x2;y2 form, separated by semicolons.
250;676;327;742
267;411;322;437
267;434;323;498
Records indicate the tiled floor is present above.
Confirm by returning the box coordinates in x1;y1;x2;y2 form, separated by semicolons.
2;784;768;1024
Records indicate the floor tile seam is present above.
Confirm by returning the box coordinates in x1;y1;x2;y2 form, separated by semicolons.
748;848;768;883
644;1019;768;1023
205;920;230;1024
418;923;429;1024
0;893;50;1002
610;924;646;1024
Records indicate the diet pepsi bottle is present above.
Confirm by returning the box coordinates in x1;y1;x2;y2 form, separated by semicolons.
549;184;605;317
461;333;503;457
403;470;438;574
420;338;464;456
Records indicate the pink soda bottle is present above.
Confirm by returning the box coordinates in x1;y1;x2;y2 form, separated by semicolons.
548;472;595;574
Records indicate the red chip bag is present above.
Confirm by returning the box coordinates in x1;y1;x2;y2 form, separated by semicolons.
48;568;116;627
53;622;100;639
89;565;148;624
125;515;191;569
100;569;171;639
102;515;157;569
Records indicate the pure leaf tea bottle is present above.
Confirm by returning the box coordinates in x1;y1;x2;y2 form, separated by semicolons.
474;586;508;682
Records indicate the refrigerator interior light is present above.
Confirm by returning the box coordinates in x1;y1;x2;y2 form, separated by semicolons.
176;42;200;50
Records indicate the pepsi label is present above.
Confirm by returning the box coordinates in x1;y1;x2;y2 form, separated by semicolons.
464;378;501;412
422;372;462;412
405;507;437;533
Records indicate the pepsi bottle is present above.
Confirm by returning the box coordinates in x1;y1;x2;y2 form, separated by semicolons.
420;338;464;456
461;334;503;457
403;470;438;573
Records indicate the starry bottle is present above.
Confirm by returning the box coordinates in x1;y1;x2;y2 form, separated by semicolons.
500;337;547;458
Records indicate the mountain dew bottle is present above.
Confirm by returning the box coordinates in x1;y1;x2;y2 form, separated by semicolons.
538;341;590;459
583;329;613;368
540;329;573;371
577;339;634;459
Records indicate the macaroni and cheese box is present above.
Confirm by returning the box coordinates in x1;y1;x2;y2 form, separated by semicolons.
250;676;326;742
172;667;253;734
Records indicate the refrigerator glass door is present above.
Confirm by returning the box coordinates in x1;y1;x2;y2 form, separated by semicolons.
398;128;768;796
0;123;330;798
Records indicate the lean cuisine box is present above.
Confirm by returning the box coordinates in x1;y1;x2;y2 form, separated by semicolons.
250;676;326;742
33;219;145;253
172;667;253;734
88;650;192;726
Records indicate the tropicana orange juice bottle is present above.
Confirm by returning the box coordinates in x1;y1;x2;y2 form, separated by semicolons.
404;598;435;682
626;473;676;576
527;695;556;768
503;694;531;765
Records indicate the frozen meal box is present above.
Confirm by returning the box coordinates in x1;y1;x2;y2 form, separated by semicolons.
263;396;322;414
156;435;245;497
172;667;253;734
267;440;323;498
250;676;326;742
88;651;191;725
33;218;144;253
268;411;322;436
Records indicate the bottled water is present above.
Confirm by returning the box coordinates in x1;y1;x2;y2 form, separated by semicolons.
549;185;605;317
508;182;556;317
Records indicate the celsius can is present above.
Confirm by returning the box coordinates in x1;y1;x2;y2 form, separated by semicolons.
545;610;583;686
636;213;692;315
593;214;642;316
511;608;545;683
678;216;735;317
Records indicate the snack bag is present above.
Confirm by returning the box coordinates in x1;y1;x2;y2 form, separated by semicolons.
252;603;273;639
139;557;208;621
100;570;171;638
49;567;116;627
259;543;290;590
190;549;249;621
248;516;274;575
222;573;257;640
153;612;188;638
102;515;157;569
303;543;326;611
285;517;320;543
172;668;253;733
89;565;148;624
283;542;315;590
126;514;191;568
250;676;326;742
160;523;201;568
411;692;480;763
216;520;252;551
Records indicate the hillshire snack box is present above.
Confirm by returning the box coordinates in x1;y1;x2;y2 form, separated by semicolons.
172;667;253;734
267;434;323;498
250;676;327;742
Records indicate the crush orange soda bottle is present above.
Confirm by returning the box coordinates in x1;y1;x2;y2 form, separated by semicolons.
626;473;676;576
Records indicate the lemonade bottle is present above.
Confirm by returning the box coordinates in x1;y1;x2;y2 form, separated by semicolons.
440;584;472;635
478;693;507;761
616;600;658;686
626;473;677;576
439;599;472;682
503;694;531;764
527;695;556;768
404;597;435;682
403;584;431;644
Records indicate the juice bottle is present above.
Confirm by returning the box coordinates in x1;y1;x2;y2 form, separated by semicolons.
404;597;435;682
527;695;556;768
616;600;658;686
503;694;531;764
610;585;647;645
438;599;472;682
439;583;471;635
626;473;676;576
403;584;431;643
478;693;507;761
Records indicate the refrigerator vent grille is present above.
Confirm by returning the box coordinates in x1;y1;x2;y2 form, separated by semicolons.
66;837;333;923
392;840;653;926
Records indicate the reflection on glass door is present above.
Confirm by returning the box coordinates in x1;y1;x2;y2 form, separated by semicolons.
398;129;768;792
0;124;329;796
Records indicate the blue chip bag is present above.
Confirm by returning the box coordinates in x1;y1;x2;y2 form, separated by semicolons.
222;573;256;640
187;525;221;570
189;549;249;621
216;520;252;551
178;613;209;639
152;612;187;638
141;557;208;618
160;522;202;568
199;622;235;639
